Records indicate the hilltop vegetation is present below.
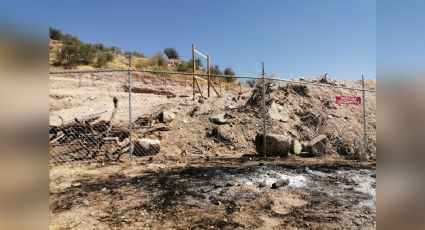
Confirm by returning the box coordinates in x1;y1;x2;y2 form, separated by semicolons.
49;28;236;82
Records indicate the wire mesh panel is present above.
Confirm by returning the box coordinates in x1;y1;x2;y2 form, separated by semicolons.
49;70;132;165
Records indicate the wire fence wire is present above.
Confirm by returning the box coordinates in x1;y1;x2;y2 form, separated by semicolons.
49;68;376;166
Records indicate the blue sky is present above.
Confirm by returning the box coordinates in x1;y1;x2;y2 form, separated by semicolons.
48;0;376;80
378;0;425;74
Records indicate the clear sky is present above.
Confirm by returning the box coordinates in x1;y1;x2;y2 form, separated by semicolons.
49;0;376;80
378;0;425;75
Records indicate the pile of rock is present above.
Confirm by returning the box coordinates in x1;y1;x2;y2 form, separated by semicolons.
255;133;328;157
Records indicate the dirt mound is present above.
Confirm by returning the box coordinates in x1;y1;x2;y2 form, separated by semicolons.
50;73;376;162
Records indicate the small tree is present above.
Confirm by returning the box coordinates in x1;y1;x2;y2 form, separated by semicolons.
210;65;222;75
224;67;236;82
186;58;203;70
49;27;63;40
152;52;166;67
164;48;179;60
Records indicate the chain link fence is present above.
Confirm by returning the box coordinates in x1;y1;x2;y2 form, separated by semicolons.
49;68;376;166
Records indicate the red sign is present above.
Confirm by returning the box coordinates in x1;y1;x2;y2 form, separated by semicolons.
335;96;361;105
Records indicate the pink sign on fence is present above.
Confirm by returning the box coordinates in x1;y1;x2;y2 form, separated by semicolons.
335;96;361;105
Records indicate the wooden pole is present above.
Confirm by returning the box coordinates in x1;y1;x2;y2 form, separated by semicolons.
207;55;210;98
262;62;266;157
362;75;368;159
192;44;195;100
239;82;242;94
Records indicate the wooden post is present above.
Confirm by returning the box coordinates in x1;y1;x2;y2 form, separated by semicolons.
239;82;242;94
362;75;368;159
207;55;210;98
262;62;266;157
192;44;195;100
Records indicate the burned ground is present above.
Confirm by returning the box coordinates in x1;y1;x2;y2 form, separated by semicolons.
50;159;375;229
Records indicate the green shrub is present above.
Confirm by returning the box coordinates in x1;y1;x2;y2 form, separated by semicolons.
210;65;222;75
79;44;95;65
109;46;122;55
95;52;114;67
152;52;166;67
49;27;63;40
56;42;81;68
224;67;236;82
176;61;188;72
125;51;145;58
164;48;179;59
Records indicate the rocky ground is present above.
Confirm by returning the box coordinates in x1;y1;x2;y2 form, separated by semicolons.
49;72;376;229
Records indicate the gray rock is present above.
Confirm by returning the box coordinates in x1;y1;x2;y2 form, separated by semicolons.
268;102;289;122
212;125;233;142
255;133;291;157
306;134;327;156
198;98;205;104
292;139;302;155
258;179;267;188
272;179;289;189
134;138;161;156
209;114;227;124
159;110;176;123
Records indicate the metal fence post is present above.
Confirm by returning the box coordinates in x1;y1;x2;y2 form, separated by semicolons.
262;62;267;157
128;54;133;162
362;74;368;160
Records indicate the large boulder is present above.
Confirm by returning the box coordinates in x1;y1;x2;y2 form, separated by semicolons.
306;134;327;156
209;113;227;124
255;133;291;157
133;138;160;156
268;102;289;122
159;110;176;123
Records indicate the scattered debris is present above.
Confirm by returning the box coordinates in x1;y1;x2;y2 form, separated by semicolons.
268;101;289;122
306;134;327;156
292;139;302;155
289;84;309;97
123;85;176;97
133;138;161;156
159;110;176;123
189;105;200;117
209;114;228;124
272;178;290;189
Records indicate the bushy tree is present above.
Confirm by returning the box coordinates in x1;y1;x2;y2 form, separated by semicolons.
186;58;203;70
224;67;236;82
49;27;63;40
79;44;95;65
210;65;222;75
164;48;179;59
